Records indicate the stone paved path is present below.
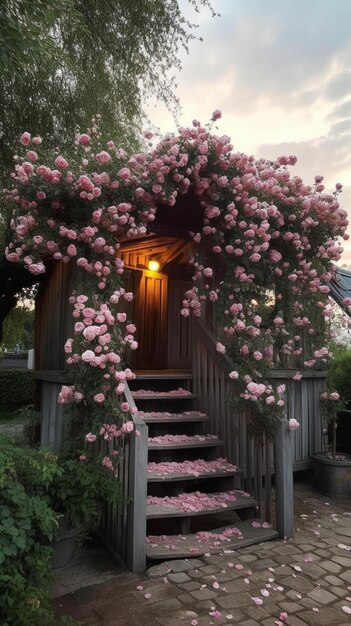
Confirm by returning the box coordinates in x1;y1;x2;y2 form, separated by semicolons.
53;483;351;625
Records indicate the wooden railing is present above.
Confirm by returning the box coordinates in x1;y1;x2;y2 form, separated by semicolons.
99;382;148;572
192;318;275;525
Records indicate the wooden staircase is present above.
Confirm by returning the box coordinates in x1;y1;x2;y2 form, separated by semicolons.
129;371;278;561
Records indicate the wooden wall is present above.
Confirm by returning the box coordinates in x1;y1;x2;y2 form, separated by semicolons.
167;280;192;369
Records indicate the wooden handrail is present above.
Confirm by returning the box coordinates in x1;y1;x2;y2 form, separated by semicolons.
124;380;148;573
193;317;237;376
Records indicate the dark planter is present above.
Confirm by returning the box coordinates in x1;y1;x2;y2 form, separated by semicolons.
311;451;351;498
51;527;78;569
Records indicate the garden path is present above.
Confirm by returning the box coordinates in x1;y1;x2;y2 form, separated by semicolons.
53;481;351;625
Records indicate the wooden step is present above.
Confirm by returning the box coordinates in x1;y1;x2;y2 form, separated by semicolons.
132;393;198;401
148;468;240;482
146;518;278;560
146;491;257;519
134;370;192;380
140;412;209;424
148;437;224;450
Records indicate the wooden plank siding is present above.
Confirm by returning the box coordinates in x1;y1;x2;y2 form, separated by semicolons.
167;280;192;369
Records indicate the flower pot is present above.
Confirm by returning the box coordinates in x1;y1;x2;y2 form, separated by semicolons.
311;451;351;498
51;527;78;569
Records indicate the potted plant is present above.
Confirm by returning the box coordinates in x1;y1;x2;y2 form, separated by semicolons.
311;387;351;498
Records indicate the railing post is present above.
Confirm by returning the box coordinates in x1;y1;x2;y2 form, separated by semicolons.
274;418;294;539
127;415;148;572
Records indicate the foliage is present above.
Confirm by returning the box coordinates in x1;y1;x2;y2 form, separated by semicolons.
47;455;123;543
0;437;119;624
2;304;34;350
0;0;216;179
17;404;41;447
0;369;34;410
329;343;351;408
0;439;59;626
2;113;349;449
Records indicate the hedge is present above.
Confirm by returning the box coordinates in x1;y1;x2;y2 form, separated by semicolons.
0;369;35;410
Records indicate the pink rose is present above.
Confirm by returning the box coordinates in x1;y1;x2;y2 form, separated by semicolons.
85;433;97;443
229;371;239;380
330;392;340;401
120;402;130;412
211;109;222;121
55;155;69;169
20;132;31;145
288;418;299;431
81;350;95;362
79;455;88;462
78;133;91;146
102;456;113;470
216;342;226;354
269;249;282;264
93;393;105;403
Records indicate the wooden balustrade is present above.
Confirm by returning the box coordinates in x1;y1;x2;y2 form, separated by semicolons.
99;381;148;572
192;318;275;524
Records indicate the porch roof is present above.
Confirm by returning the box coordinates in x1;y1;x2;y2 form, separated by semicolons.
329;266;351;316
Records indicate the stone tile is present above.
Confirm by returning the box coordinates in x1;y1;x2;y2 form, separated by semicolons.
278;601;302;613
190;587;217;600
238;620;261;626
283;616;309;626
147;563;171;578
163;559;203;573
216;592;254;609
307;587;338;604
332;555;351;567
314;549;331;557
239;554;258;563
340;570;351;583
318;560;342;574
253;559;277;570
199;564;221;575
299;563;327;579
279;576;315;593
324;574;344;586
188;569;204;579
299;607;346;624
167;572;191;584
180;581;202;591
243;605;273;621
329;586;348;598
156;609;199;626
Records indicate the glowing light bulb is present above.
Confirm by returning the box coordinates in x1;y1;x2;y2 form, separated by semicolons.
148;260;160;272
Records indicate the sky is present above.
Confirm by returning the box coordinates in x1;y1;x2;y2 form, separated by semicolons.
146;0;351;264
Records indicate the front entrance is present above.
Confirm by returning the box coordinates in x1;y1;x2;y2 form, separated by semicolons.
133;270;168;369
119;235;193;370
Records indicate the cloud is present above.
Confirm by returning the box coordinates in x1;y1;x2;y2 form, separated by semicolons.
177;0;351;114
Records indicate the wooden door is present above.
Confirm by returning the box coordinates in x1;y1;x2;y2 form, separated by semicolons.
133;270;168;369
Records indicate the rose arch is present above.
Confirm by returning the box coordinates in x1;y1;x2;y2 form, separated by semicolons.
3;112;349;468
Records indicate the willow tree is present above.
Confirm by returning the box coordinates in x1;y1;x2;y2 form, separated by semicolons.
0;0;217;177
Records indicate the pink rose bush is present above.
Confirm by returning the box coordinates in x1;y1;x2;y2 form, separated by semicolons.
3;113;349;446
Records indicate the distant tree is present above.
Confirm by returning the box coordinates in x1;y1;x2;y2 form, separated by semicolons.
2;305;34;351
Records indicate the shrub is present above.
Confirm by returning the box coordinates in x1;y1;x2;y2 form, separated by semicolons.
0;439;59;625
330;345;351;408
0;369;35;410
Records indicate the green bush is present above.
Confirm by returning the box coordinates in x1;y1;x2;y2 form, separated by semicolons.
330;344;351;408
0;369;35;410
0;440;59;625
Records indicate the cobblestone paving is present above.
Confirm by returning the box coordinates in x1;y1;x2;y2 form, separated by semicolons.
53;483;351;625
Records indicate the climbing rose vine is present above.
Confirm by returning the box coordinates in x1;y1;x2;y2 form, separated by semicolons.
3;112;349;466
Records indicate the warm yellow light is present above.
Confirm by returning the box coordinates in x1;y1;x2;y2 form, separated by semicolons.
148;260;160;272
